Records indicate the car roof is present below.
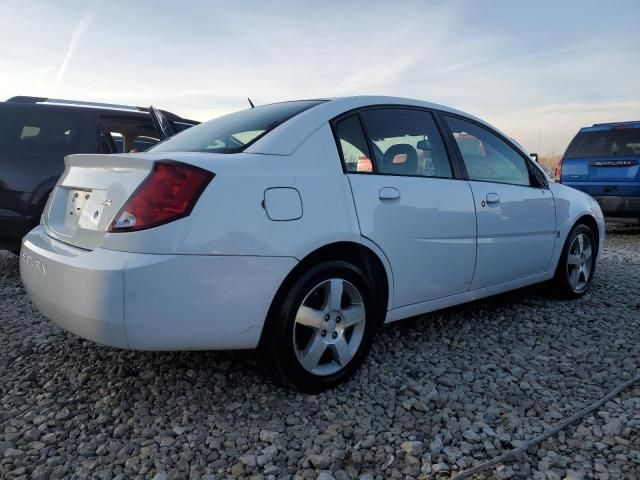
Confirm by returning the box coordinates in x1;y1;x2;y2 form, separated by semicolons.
3;96;197;123
580;120;640;133
246;95;518;156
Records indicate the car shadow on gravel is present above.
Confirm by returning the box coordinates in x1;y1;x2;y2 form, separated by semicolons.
36;281;552;385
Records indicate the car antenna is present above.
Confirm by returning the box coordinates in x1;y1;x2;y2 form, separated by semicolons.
248;97;255;109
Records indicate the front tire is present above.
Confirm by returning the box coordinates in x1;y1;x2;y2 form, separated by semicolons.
552;223;597;298
262;260;380;392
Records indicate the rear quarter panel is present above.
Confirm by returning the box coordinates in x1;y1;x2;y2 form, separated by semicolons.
100;124;364;258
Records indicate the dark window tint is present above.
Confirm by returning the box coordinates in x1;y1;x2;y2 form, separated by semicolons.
99;118;160;154
0;109;82;152
445;116;530;186
334;115;374;173
360;109;452;178
565;128;640;158
150;100;325;154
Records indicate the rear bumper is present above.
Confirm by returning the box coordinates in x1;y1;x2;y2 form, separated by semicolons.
20;226;297;350
593;196;640;219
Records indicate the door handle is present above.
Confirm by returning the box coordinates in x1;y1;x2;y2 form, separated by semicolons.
379;187;400;200
485;193;500;204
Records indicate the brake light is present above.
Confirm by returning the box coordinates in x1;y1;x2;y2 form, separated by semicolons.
554;158;563;183
109;161;213;232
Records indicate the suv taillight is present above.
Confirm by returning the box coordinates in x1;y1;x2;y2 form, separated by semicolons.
109;161;213;232
554;158;563;183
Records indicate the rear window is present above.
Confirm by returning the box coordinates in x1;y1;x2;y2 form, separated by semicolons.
150;100;325;154
0;108;83;152
565;128;640;158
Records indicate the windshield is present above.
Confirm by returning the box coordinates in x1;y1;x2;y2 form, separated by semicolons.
150;100;325;154
565;128;640;158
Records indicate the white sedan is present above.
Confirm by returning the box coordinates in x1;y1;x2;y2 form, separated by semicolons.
20;96;604;391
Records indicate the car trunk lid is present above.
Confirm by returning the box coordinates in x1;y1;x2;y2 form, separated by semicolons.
44;154;155;250
562;156;640;183
42;151;257;251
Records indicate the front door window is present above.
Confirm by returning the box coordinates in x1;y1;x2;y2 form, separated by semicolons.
445;115;531;186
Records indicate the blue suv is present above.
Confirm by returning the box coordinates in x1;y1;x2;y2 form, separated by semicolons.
558;121;640;223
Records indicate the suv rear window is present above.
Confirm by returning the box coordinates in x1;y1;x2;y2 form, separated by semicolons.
150;100;325;154
565;128;640;158
0;109;82;152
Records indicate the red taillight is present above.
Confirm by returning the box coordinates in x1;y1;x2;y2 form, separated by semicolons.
554;158;563;183
109;161;214;232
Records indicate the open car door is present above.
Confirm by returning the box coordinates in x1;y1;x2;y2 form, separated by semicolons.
149;105;177;140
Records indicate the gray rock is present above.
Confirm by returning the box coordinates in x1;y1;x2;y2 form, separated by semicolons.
308;453;332;469
24;428;41;441
4;447;23;457
0;441;15;455
239;454;257;467
259;429;280;443
139;370;155;381
495;465;514;479
430;437;443;455
264;464;281;475
602;418;622;437
463;429;482;443
443;445;461;463
317;472;335;480
230;462;244;476
400;440;423;456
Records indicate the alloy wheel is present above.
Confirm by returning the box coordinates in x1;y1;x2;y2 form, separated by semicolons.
292;278;366;376
567;233;593;292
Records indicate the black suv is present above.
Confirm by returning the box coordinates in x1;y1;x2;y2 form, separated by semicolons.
0;96;197;253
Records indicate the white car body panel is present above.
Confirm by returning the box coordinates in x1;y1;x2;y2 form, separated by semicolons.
468;181;556;289
347;174;476;308
21;96;605;351
21;226;296;350
548;182;606;263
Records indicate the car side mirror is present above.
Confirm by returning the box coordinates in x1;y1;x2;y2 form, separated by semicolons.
530;152;539;162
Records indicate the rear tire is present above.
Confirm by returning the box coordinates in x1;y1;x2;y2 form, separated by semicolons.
551;223;597;298
261;260;380;393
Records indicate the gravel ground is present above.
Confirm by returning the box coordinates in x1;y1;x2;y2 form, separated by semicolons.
1;224;638;480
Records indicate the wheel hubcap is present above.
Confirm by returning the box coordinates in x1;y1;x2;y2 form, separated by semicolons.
567;233;593;291
293;278;366;376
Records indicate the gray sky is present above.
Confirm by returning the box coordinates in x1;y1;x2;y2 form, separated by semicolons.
1;0;638;155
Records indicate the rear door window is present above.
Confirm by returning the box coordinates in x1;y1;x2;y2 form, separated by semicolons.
0;109;83;152
565;128;640;158
99;118;160;154
359;108;453;178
